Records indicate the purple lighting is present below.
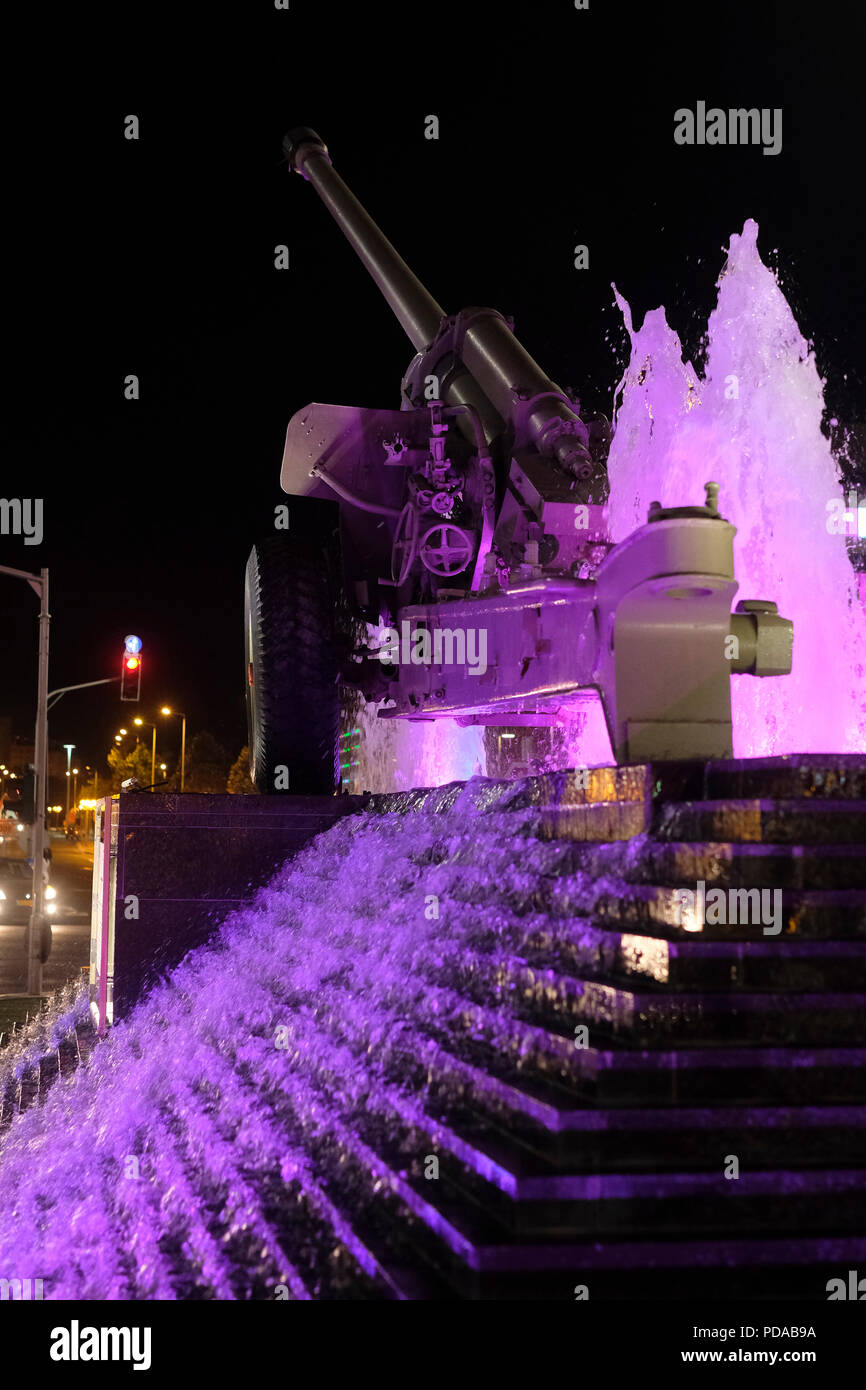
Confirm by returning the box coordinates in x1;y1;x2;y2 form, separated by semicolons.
0;219;862;1301
605;219;866;756
0;757;864;1299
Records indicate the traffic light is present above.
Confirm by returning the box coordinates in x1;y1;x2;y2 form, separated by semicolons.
120;635;142;701
16;769;35;825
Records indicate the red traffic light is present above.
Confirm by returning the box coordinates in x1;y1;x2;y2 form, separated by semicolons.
121;637;143;700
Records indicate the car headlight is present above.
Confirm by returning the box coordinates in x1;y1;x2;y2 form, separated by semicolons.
0;889;5;901
46;885;56;900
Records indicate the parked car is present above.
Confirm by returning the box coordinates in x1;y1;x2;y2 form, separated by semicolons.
0;860;59;924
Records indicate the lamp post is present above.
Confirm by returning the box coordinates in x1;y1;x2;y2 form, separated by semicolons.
63;743;75;821
0;563;49;995
88;767;98;837
133;718;157;789
160;707;187;791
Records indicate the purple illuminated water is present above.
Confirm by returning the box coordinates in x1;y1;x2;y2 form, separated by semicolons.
354;704;485;793
0;793;575;1298
1;225;861;1298
360;219;864;785
604;219;866;755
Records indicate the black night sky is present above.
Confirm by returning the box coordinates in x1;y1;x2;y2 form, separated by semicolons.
3;1;864;778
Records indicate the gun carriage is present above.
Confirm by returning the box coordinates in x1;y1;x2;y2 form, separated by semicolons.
244;128;793;792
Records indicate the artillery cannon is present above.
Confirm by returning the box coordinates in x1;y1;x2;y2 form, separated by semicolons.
244;127;793;792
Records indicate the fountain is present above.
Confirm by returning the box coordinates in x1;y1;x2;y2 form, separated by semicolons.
2;753;865;1299
352;702;486;795
358;212;866;784
1;222;864;1300
604;218;865;757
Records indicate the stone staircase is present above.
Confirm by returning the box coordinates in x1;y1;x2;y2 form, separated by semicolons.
1;754;863;1300
347;754;866;1298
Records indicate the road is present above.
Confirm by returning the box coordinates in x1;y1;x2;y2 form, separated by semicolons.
0;831;93;995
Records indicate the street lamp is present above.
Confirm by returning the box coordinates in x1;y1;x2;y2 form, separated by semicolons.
0;561;49;995
63;743;76;820
73;766;93;836
133;717;157;789
160;707;187;792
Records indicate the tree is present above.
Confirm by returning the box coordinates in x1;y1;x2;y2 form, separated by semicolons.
107;742;153;792
227;747;256;794
184;732;230;793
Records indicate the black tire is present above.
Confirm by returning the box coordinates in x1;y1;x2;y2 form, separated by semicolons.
244;528;341;795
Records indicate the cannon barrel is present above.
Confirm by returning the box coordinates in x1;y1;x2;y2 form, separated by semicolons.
284;128;596;481
284;128;445;349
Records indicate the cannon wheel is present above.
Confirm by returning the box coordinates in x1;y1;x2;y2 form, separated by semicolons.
244;526;341;795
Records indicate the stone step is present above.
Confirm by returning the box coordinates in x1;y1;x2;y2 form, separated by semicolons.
430;848;866;938
535;834;866;891
418;1007;866;1105
280;1063;866;1296
626;841;866;890
431;1054;866;1170
429;1141;866;1240
370;765;650;820
422;1230;866;1300
293;925;866;1101
653;755;866;804
372;757;866;840
518;920;866;991
578;882;866;940
447;950;865;1045
654;798;866;845
290;1043;866;1239
443;904;866;990
227;1009;866;1299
